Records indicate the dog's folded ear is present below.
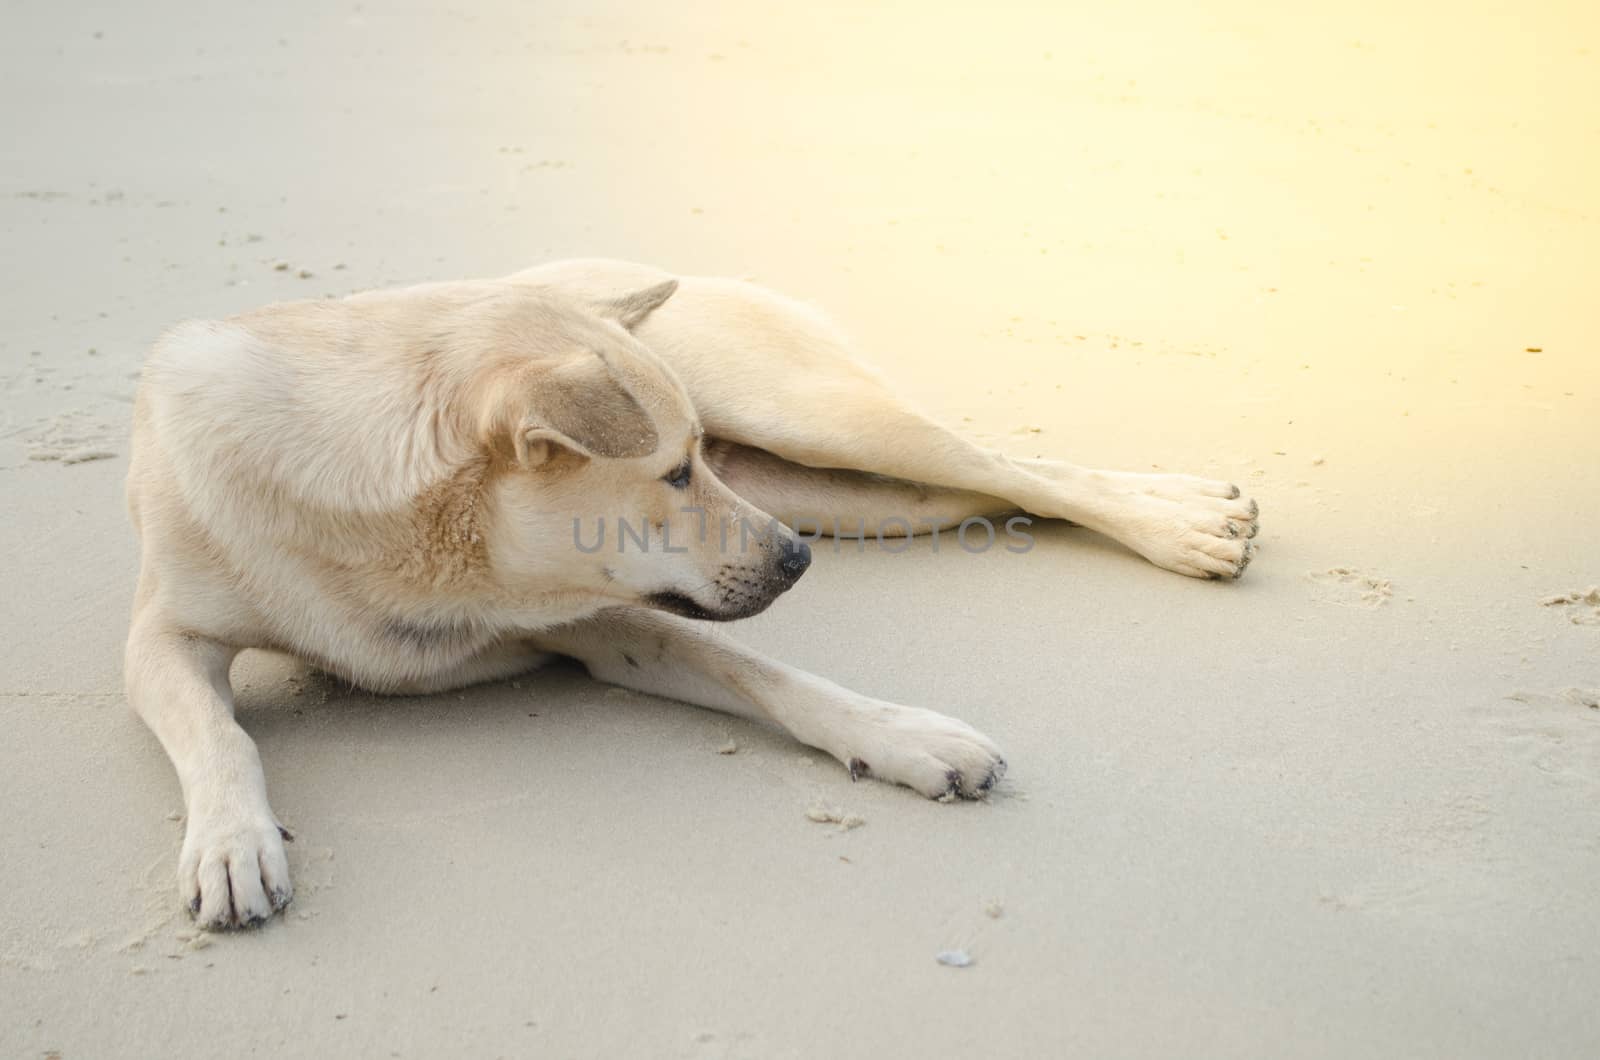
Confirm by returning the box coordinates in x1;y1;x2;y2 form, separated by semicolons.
591;279;679;331
485;353;661;469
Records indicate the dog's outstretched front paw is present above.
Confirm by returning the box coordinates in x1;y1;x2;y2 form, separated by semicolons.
833;704;1005;800
177;798;293;931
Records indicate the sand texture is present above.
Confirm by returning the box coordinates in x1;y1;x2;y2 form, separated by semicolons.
2;1;1598;1056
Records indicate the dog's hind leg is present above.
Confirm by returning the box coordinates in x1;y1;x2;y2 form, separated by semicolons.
703;439;1016;538
664;305;1259;578
746;411;1256;578
534;608;1005;799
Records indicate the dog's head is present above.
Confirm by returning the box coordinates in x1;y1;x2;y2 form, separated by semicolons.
473;280;809;622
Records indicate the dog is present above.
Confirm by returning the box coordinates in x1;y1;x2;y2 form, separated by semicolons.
125;258;1259;929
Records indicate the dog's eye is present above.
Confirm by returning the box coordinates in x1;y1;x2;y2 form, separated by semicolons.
663;460;692;489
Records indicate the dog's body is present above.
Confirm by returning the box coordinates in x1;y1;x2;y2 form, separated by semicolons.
126;259;1258;928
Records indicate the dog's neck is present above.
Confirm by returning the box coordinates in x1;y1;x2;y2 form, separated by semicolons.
384;455;497;591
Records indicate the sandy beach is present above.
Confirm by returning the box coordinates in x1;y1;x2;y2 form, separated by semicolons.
3;1;1598;1056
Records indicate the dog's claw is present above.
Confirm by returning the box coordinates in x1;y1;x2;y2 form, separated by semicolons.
848;757;870;782
975;757;1007;796
277;825;295;843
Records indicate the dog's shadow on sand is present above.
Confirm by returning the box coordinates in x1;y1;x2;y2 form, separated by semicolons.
227;650;818;795
232;650;703;739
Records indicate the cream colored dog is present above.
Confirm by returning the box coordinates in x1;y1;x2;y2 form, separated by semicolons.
126;258;1258;929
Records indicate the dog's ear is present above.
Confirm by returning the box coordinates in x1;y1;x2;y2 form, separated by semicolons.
489;354;660;468
591;279;679;331
536;354;660;457
512;424;591;470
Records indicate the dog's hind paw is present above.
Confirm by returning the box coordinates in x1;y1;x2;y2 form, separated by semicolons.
1097;472;1261;579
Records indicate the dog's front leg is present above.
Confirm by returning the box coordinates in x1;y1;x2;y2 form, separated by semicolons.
124;616;291;928
537;610;1005;799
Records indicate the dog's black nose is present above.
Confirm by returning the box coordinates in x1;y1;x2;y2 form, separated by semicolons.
777;536;812;583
